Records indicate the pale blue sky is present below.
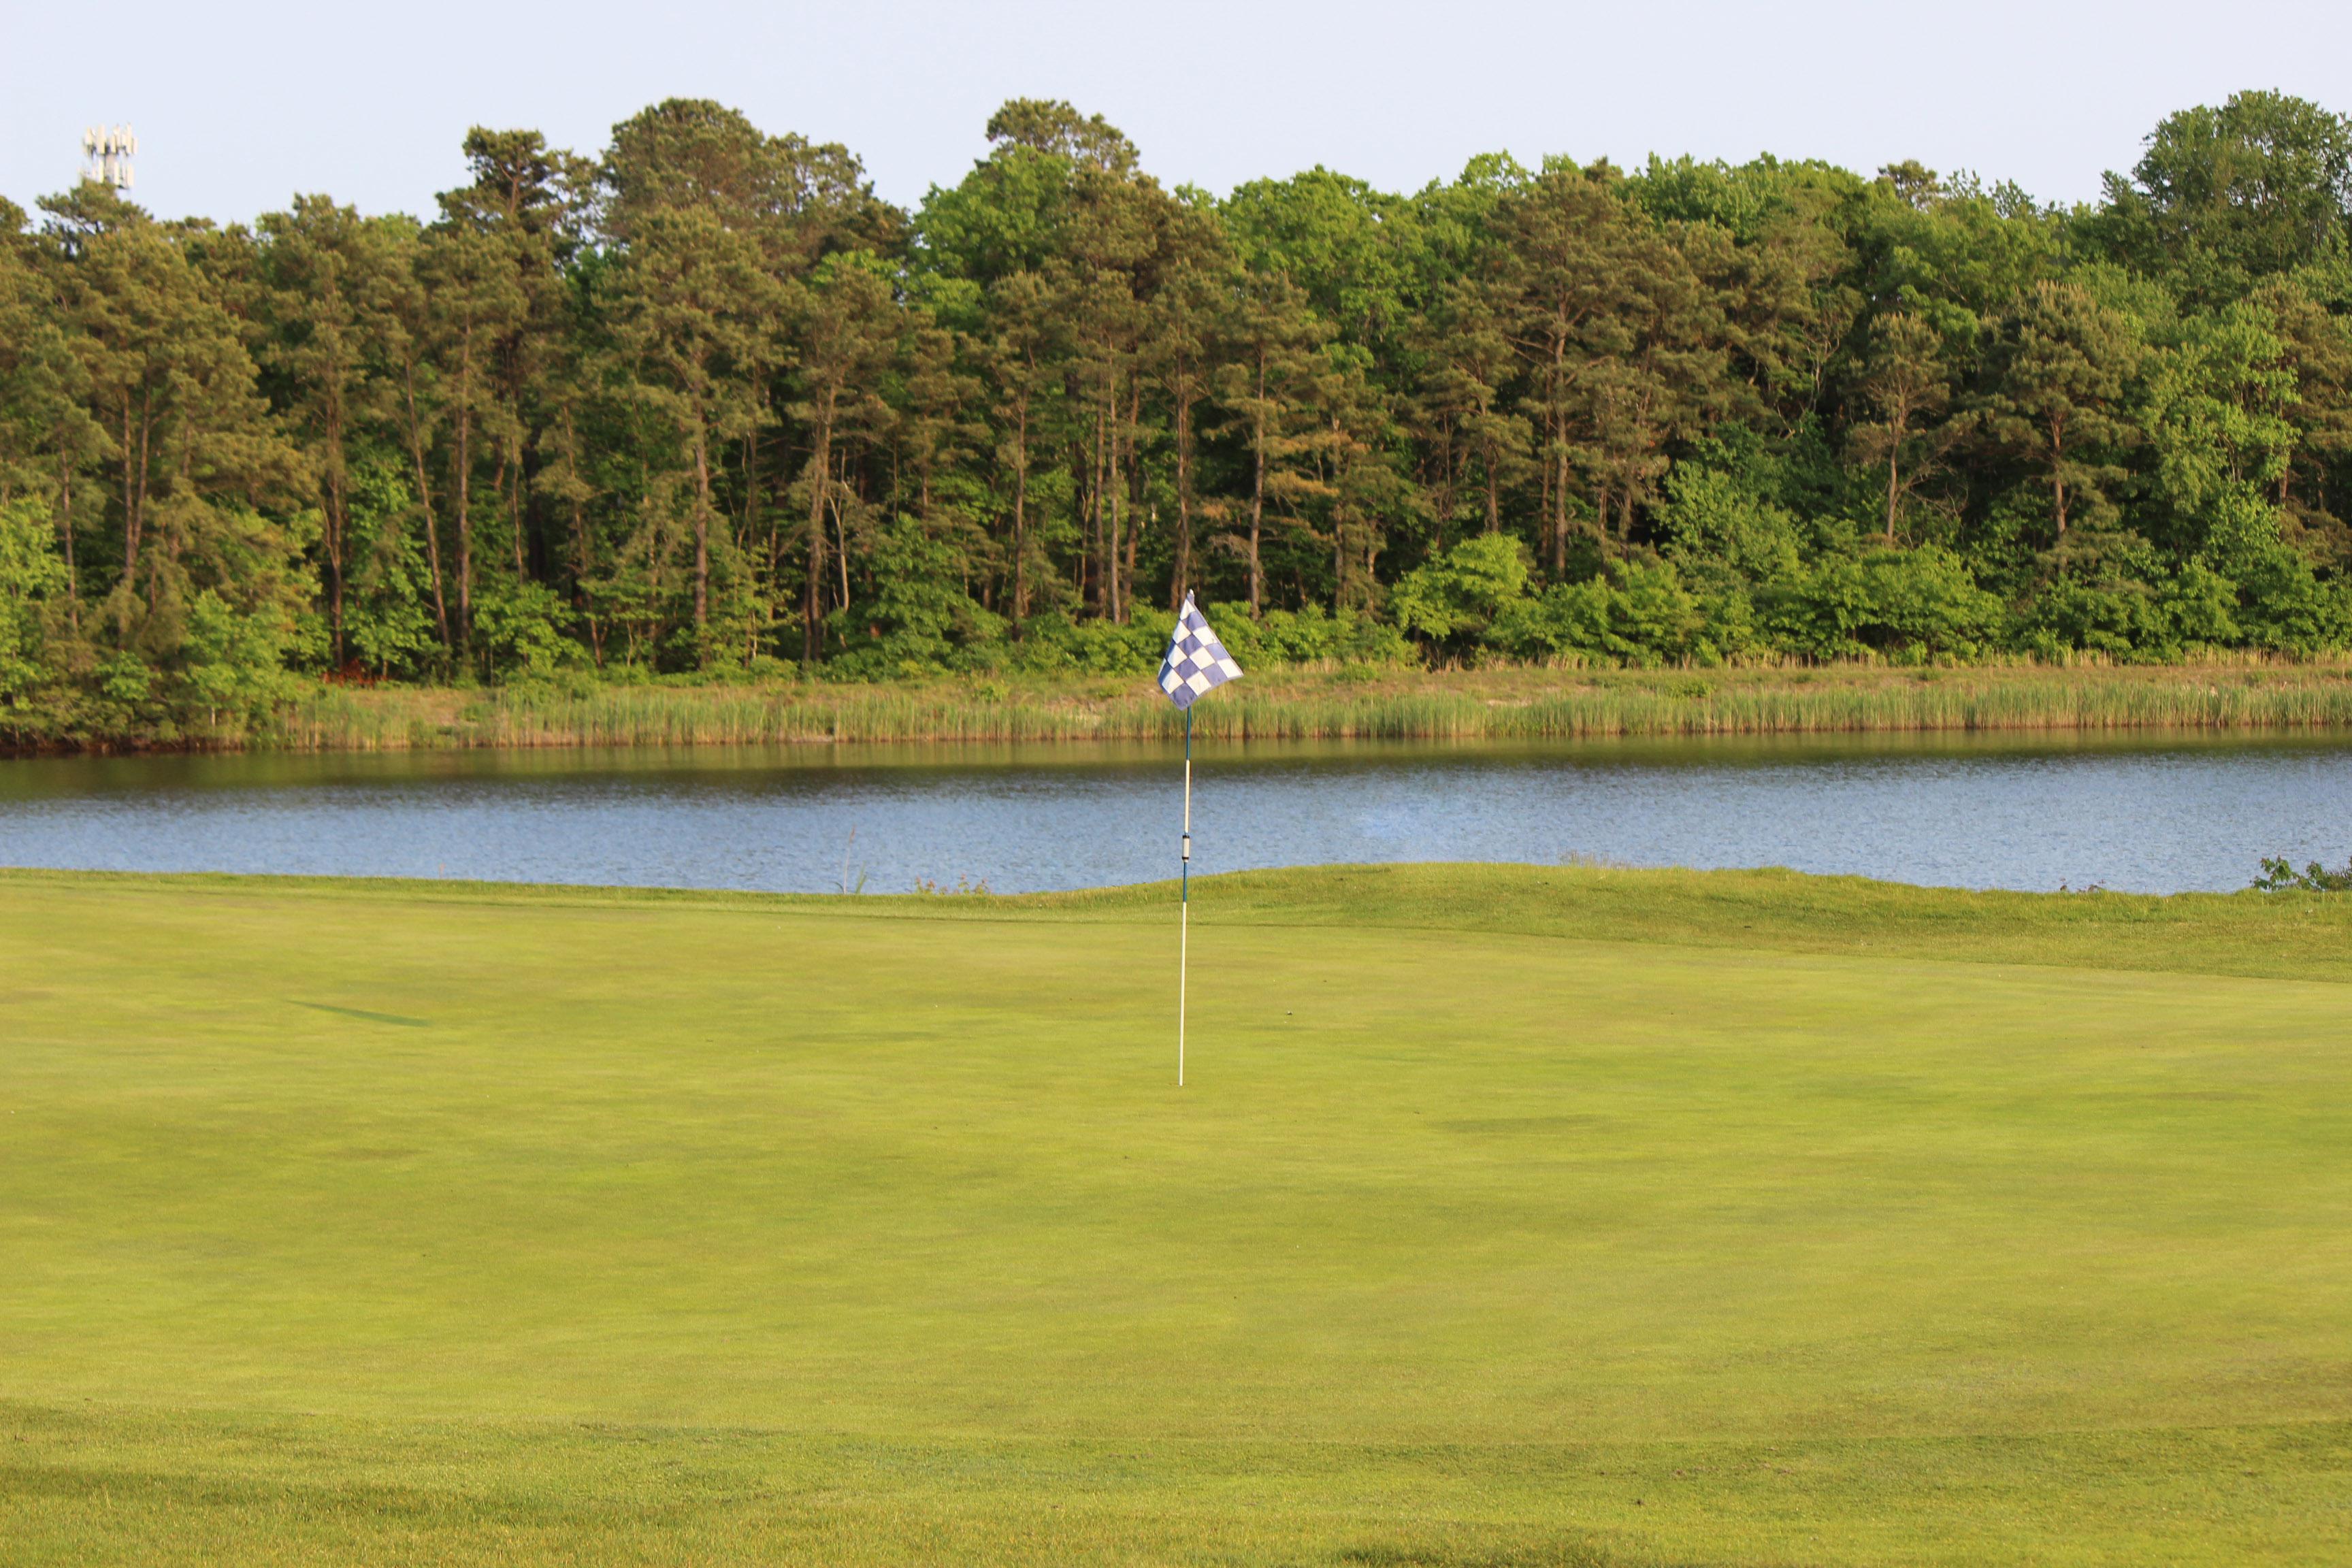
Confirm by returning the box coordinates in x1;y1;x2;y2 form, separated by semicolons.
5;0;2349;224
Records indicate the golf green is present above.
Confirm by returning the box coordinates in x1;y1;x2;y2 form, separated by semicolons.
1;864;2347;1564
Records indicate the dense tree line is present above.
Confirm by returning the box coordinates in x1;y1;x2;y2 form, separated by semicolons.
7;90;2352;738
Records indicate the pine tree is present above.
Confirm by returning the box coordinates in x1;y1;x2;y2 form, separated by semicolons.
1976;281;2140;540
1849;312;1958;545
1213;272;1328;615
39;184;302;647
255;197;402;664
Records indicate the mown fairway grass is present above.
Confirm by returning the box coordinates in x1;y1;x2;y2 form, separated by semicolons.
1;863;2348;1564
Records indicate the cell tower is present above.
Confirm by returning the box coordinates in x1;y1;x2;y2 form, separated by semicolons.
82;125;136;191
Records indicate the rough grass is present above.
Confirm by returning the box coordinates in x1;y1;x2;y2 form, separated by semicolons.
2;863;2349;1564
270;660;2352;750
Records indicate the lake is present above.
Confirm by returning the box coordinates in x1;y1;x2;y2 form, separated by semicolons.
2;732;2348;896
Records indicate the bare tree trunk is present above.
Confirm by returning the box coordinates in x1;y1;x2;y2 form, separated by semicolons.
118;399;139;595
572;488;594;665
1102;390;1119;621
1885;449;1899;546
56;455;78;629
401;362;454;655
801;389;836;669
1105;413;1122;622
561;409;591;595
455;324;476;642
691;421;713;657
1546;340;1568;575
322;395;347;666
2051;416;2068;536
1011;391;1030;621
1333;435;1348;611
1248;355;1267;617
1550;416;1570;576
834;461;851;611
131;395;155;613
1172;390;1193;610
504;445;525;578
742;412;761;609
1537;436;1553;562
1086;403;1107;619
1124;379;1144;619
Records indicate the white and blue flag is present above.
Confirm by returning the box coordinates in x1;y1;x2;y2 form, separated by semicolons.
1158;593;1244;710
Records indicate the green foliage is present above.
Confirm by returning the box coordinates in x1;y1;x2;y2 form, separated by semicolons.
1390;533;1531;647
0;498;66;721
2016;576;2169;657
17;90;2352;747
1004;612;1166;676
826;516;1008;679
2011;548;2253;660
2230;542;2352;652
1657;461;1805;590
833;593;1415;683
1759;547;2005;659
1222;168;1419;348
2096;90;2352;299
1213;602;1411;667
1974;280;2142;538
2252;853;2352;892
174;589;297;733
1488;559;1704;664
346;532;440;679
2143;303;2300;566
93;650;152;705
2161;559;2247;646
472;581;578;681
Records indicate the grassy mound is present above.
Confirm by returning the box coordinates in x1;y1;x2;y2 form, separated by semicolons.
1;866;2346;1563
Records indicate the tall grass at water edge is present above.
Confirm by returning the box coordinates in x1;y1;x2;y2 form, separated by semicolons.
270;662;2352;750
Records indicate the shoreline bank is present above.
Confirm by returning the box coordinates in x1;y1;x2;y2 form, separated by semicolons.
262;661;2352;751
14;660;2352;755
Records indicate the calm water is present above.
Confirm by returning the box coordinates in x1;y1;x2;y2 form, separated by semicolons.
2;733;2349;896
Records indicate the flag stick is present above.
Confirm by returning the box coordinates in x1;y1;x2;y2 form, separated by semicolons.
1179;703;1192;1088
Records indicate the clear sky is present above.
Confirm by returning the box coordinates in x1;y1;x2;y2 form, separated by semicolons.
6;0;2350;225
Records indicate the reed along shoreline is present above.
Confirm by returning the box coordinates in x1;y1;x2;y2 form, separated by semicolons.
257;661;2352;751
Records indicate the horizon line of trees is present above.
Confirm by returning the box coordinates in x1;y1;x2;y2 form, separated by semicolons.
9;88;2352;740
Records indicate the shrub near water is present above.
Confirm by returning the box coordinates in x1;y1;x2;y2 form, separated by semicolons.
1401;534;2008;666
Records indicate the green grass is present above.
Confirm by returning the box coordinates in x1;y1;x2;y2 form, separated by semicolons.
270;659;2352;750
2;863;2349;1564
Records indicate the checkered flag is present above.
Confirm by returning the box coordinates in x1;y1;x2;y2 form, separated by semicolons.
1158;593;1243;710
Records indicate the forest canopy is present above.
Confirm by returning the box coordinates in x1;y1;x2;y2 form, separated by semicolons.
8;90;2352;740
